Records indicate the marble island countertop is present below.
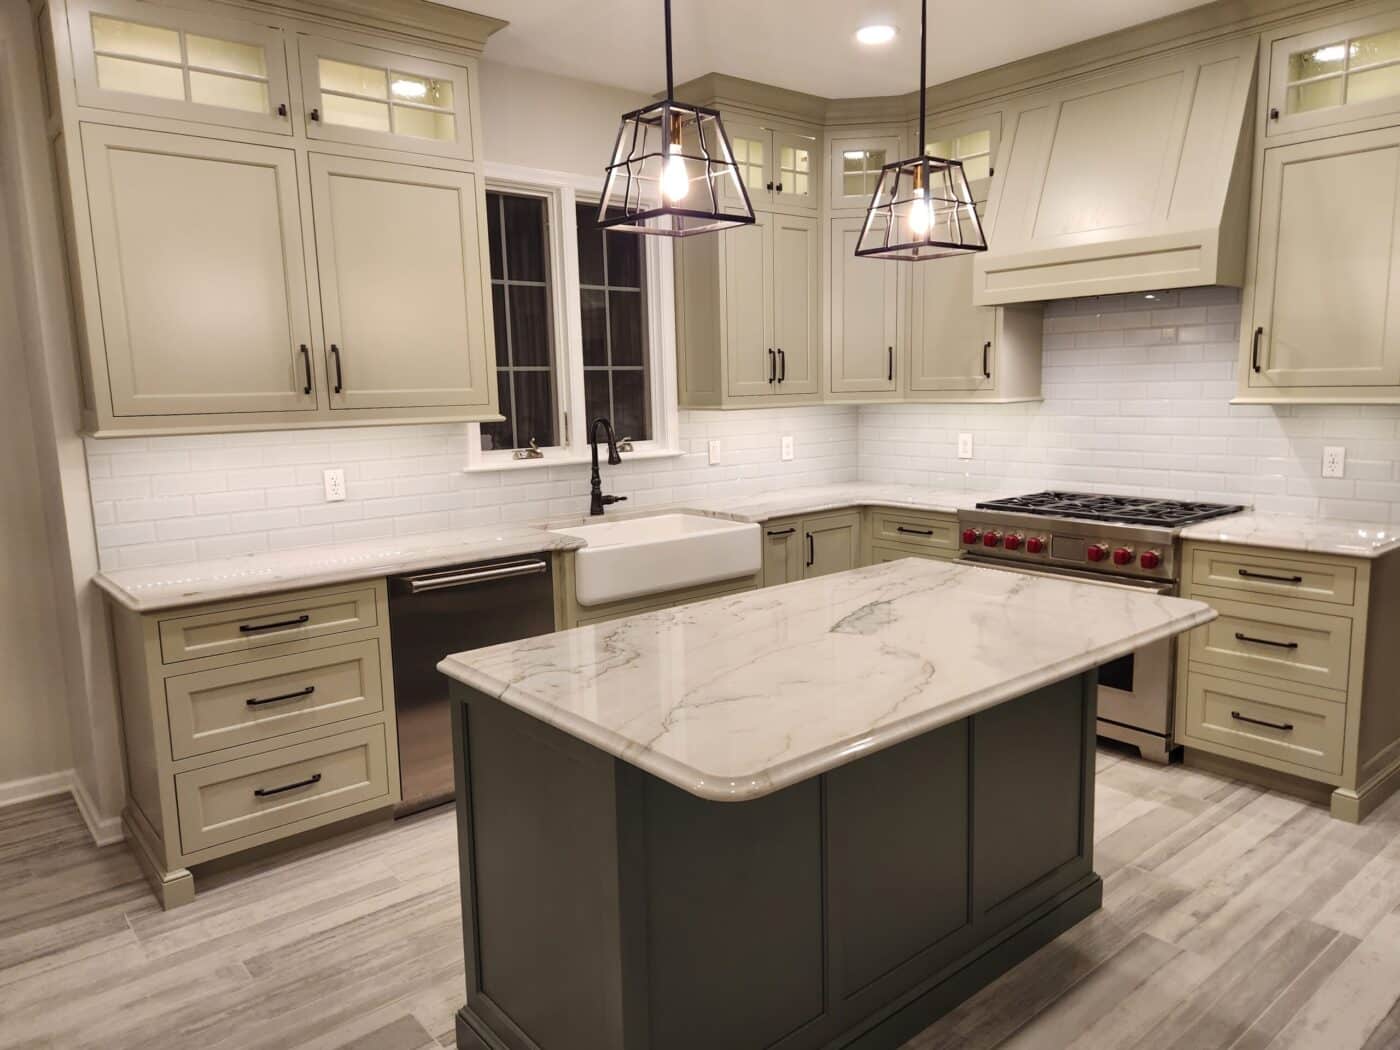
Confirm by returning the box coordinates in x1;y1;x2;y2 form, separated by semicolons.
1179;511;1400;559
438;558;1215;801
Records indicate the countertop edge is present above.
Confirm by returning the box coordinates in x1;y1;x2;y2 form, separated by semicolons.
438;603;1216;803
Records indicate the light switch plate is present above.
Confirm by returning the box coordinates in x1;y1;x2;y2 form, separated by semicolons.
781;435;794;462
1322;446;1346;479
323;468;347;502
707;439;722;466
957;433;974;460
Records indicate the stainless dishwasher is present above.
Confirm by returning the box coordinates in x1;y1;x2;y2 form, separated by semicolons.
388;556;555;816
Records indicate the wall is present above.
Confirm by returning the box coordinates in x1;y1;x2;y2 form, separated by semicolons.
862;288;1400;525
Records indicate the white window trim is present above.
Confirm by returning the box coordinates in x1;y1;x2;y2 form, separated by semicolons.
466;161;682;472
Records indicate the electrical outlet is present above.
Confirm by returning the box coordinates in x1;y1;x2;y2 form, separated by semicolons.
1322;446;1346;479
957;433;974;460
323;468;347;502
781;435;794;462
707;439;722;466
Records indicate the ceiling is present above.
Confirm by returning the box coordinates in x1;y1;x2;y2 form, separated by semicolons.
443;0;1217;99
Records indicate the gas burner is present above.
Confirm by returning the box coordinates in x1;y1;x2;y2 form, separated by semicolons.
974;491;1244;529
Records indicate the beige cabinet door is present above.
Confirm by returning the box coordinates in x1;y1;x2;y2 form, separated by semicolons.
1247;127;1400;390
762;522;803;587
830;217;900;393
772;130;819;213
803;511;861;579
310;154;496;412
908;250;997;393
720;120;772;211
723;216;775;398
81;124;317;417
1266;10;1400;140
771;213;820;396
828;132;904;211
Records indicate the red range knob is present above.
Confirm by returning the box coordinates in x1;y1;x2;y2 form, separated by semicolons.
1140;549;1162;570
1086;543;1108;563
1003;533;1023;551
1112;547;1134;566
961;528;981;545
982;531;1003;548
1025;536;1046;554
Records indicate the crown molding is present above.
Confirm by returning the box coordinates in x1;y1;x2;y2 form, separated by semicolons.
232;0;507;54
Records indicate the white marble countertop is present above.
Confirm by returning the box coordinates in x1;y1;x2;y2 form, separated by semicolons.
94;525;584;613
698;482;1018;522
439;558;1215;802
1180;512;1400;559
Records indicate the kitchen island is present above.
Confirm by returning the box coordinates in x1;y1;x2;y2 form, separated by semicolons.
438;559;1214;1050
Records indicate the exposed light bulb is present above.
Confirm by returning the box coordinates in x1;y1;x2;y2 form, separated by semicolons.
908;191;930;236
662;149;689;203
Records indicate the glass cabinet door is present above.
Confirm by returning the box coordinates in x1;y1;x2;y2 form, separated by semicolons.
1269;10;1400;137
828;133;904;210
298;36;472;159
68;0;291;134
773;131;819;212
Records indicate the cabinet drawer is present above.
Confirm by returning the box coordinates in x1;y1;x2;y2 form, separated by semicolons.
1182;673;1345;776
870;510;959;552
158;588;379;664
175;726;390;854
1189;549;1356;607
166;640;385;759
1188;598;1352;695
870;543;948;564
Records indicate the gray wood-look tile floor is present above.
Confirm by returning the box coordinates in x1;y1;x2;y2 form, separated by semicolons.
3;747;1400;1050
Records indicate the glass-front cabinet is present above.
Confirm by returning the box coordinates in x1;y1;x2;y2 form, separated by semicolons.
68;0;292;133
719;120;819;213
298;35;473;159
827;131;904;210
1268;9;1400;137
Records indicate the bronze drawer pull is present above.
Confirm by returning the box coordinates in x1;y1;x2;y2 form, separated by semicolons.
767;527;796;537
1230;711;1293;732
254;772;322;798
239;614;310;634
896;526;934;537
1234;632;1299;651
246;686;316;708
1238;569;1303;584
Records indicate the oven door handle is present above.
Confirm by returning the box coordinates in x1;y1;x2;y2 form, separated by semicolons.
959;553;1175;594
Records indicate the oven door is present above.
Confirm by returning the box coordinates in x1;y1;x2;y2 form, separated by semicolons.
961;554;1175;735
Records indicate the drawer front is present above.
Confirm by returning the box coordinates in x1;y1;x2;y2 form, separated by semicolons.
1188;598;1352;695
870;510;959;552
159;587;379;664
1189;548;1357;607
166;640;386;759
870;543;948;564
175;726;390;854
1182;673;1345;776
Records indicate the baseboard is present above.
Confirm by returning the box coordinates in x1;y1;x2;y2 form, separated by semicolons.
0;768;73;808
70;775;126;846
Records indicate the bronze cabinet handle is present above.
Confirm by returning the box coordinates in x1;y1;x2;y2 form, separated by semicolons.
239;614;310;634
254;773;322;798
1238;568;1302;584
247;686;316;708
330;344;344;393
1230;711;1293;732
777;348;786;383
982;340;992;379
1251;327;1264;372
806;533;815;567
896;526;934;536
767;527;796;537
767;348;776;384
1234;632;1299;651
887;346;894;383
300;344;312;395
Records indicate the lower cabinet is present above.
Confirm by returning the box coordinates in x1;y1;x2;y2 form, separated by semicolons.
763;511;862;585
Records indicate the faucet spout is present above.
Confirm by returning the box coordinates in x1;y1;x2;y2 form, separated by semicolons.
588;417;627;516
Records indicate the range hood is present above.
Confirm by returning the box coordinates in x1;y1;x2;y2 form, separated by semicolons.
973;36;1257;305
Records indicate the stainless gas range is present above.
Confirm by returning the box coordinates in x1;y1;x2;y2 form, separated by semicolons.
956;492;1245;762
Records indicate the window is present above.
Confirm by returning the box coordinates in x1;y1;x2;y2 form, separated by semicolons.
483;191;558;452
90;14;270;113
577;204;651;442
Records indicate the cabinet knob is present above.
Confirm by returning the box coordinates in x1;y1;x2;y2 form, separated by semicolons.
310;107;321;122
277;103;288;117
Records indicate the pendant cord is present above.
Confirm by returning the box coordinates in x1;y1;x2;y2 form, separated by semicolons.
664;0;675;100
917;0;927;154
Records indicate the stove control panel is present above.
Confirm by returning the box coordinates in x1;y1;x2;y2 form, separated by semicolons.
956;516;1175;580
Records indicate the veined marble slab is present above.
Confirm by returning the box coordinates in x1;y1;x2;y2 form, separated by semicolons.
439;558;1215;802
1180;512;1400;559
95;526;583;612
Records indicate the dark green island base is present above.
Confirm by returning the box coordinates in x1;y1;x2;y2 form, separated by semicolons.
449;671;1101;1050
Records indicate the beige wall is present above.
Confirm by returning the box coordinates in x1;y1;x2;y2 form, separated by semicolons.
0;197;73;786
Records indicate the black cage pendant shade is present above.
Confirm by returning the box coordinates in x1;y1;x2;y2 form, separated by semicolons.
597;0;756;237
855;0;988;261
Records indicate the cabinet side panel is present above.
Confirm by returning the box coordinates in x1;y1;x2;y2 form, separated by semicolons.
1358;556;1400;782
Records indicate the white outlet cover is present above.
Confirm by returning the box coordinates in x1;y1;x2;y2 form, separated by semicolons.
707;439;722;466
323;468;347;502
781;435;794;462
957;433;974;460
1322;446;1346;479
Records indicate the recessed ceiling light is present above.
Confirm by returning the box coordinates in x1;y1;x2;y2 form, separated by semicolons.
856;24;897;46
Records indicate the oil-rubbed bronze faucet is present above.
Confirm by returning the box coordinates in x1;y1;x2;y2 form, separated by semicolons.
589;417;628;516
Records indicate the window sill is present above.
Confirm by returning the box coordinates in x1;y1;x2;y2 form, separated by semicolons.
463;447;687;474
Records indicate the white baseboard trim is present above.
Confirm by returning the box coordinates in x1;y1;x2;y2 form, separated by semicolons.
71;775;125;846
0;769;73;808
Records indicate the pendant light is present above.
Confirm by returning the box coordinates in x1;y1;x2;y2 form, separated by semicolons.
854;0;988;261
597;0;756;237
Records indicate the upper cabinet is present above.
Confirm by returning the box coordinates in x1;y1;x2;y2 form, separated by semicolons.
975;36;1258;305
828;130;904;211
722;119;821;214
1266;8;1400;139
828;216;902;398
68;0;292;135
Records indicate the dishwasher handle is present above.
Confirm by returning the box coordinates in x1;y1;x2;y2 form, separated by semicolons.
399;559;549;594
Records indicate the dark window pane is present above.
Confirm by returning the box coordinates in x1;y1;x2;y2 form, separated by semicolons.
605;228;642;288
492;284;508;365
608;290;644;366
513;371;555;447
584;370;611;427
486;192;503;280
612;370;650;441
581;289;608;366
576;202;605;286
503;194;546;282
480;371;513;450
509;284;551;367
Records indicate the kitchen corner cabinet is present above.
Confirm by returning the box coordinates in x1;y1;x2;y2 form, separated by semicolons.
40;0;502;435
828;216;903;398
675;211;821;406
761;511;861;585
722;118;821;214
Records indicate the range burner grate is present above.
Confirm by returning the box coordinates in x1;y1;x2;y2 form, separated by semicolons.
974;491;1244;528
